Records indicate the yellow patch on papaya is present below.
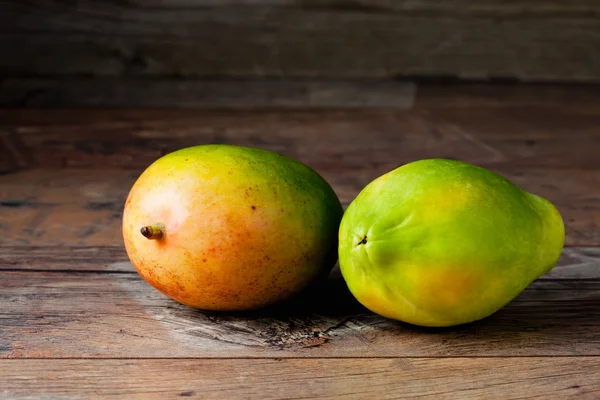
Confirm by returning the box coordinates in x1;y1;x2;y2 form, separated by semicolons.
418;183;478;221
413;266;481;308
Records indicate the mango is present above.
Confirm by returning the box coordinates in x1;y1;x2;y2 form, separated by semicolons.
123;144;343;311
338;159;565;327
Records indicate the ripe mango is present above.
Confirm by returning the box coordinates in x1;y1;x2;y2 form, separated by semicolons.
123;145;343;310
338;159;565;327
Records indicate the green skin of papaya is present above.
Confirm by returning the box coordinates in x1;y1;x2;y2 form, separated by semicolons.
338;159;565;327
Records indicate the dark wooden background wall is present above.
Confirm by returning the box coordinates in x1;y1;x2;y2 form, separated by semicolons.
1;0;599;106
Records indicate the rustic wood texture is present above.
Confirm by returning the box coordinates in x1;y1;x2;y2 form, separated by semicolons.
0;85;599;397
1;248;599;358
2;1;600;82
2;246;596;275
1;84;599;170
2;358;599;399
0;167;598;247
1;87;599;245
0;79;417;108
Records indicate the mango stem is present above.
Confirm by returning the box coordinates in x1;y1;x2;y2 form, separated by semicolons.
140;223;165;240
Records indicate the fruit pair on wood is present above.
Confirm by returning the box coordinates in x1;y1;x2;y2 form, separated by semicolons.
123;145;564;327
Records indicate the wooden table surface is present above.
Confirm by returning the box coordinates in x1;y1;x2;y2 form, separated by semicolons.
1;84;599;399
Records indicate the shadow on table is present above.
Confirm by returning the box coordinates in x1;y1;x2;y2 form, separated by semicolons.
157;263;599;352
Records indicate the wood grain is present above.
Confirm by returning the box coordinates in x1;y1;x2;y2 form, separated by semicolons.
1;246;597;278
0;244;598;358
414;83;600;110
0;79;416;108
1;358;599;399
0;102;598;243
0;246;129;272
2;1;600;81
0;91;598;397
1;167;598;246
1;103;599;171
1;264;599;358
4;78;600;110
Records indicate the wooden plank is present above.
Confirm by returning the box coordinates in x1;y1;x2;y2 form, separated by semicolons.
2;1;600;81
1;269;599;358
1;167;598;246
1;358;599;399
0;169;133;247
0;79;416;108
548;247;600;280
414;83;600;110
6;0;600;15
0;246;129;272
1;106;599;171
1;246;597;278
4;79;600;110
2;83;600;124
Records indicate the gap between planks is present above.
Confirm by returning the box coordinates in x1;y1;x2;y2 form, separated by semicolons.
3;355;600;360
2;247;598;279
1;358;598;400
